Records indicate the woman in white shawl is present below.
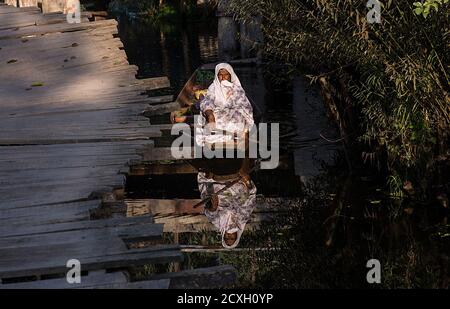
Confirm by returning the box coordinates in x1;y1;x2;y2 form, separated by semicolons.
195;63;255;145
197;63;257;249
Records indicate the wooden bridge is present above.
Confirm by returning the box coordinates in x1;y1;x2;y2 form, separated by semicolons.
0;2;237;289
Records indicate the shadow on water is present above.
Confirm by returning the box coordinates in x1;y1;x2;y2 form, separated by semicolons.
115;15;450;288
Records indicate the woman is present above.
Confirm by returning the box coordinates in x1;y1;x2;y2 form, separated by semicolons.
195;63;255;146
197;63;257;249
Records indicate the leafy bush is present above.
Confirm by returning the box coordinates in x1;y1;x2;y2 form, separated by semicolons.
227;0;449;199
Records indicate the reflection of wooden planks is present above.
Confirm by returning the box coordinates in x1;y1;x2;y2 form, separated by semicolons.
126;198;286;233
127;199;204;217
128;161;198;176
152;214;274;233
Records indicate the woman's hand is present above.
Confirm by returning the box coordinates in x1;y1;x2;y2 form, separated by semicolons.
204;110;216;124
204;110;216;132
170;111;175;124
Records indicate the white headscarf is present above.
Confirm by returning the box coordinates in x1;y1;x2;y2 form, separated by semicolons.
209;63;242;108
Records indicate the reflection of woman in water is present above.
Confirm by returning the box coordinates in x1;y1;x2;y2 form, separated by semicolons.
197;63;257;249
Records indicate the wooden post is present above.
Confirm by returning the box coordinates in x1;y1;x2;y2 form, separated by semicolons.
172;224;181;272
240;16;263;59
19;0;38;7
4;0;19;7
217;0;239;61
41;0;67;13
4;0;39;8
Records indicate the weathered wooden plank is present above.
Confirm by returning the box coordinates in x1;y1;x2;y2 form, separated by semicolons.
41;0;66;14
0;136;153;146
0;157;134;174
0;9;42;19
0;222;164;249
136;146;191;161
0;86;147;112
0;31;119;52
0;4;40;13
0;47;128;75
0;104;162;144
0;271;129;289
0;28;118;57
0;181;119;209
18;0;38;8
0;199;99;221
0;165;124;185
1;169;124;192
145;95;174;105
0;215;156;238
0;140;152;160
2;275;170;289
149;265;237;289
143;102;181;117
0;40;127;65
0;244;182;279
86;279;170;289
0;132;159;146
0;5;184;288
0;11;72;30
0;19;118;40
0;199;99;227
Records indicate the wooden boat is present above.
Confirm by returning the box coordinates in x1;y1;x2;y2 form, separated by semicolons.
170;64;216;124
170;60;262;125
168;62;260;174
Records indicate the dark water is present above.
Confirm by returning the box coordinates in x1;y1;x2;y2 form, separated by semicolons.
117;15;304;199
115;15;450;288
117;16;219;94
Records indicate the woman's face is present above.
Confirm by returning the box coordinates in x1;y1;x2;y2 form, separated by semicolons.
224;232;238;246
218;69;232;83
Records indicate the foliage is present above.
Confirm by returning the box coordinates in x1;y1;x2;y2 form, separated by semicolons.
413;0;449;18
109;0;218;22
227;0;450;199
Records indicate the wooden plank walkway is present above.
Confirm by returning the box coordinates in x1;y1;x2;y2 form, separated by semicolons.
0;3;236;289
